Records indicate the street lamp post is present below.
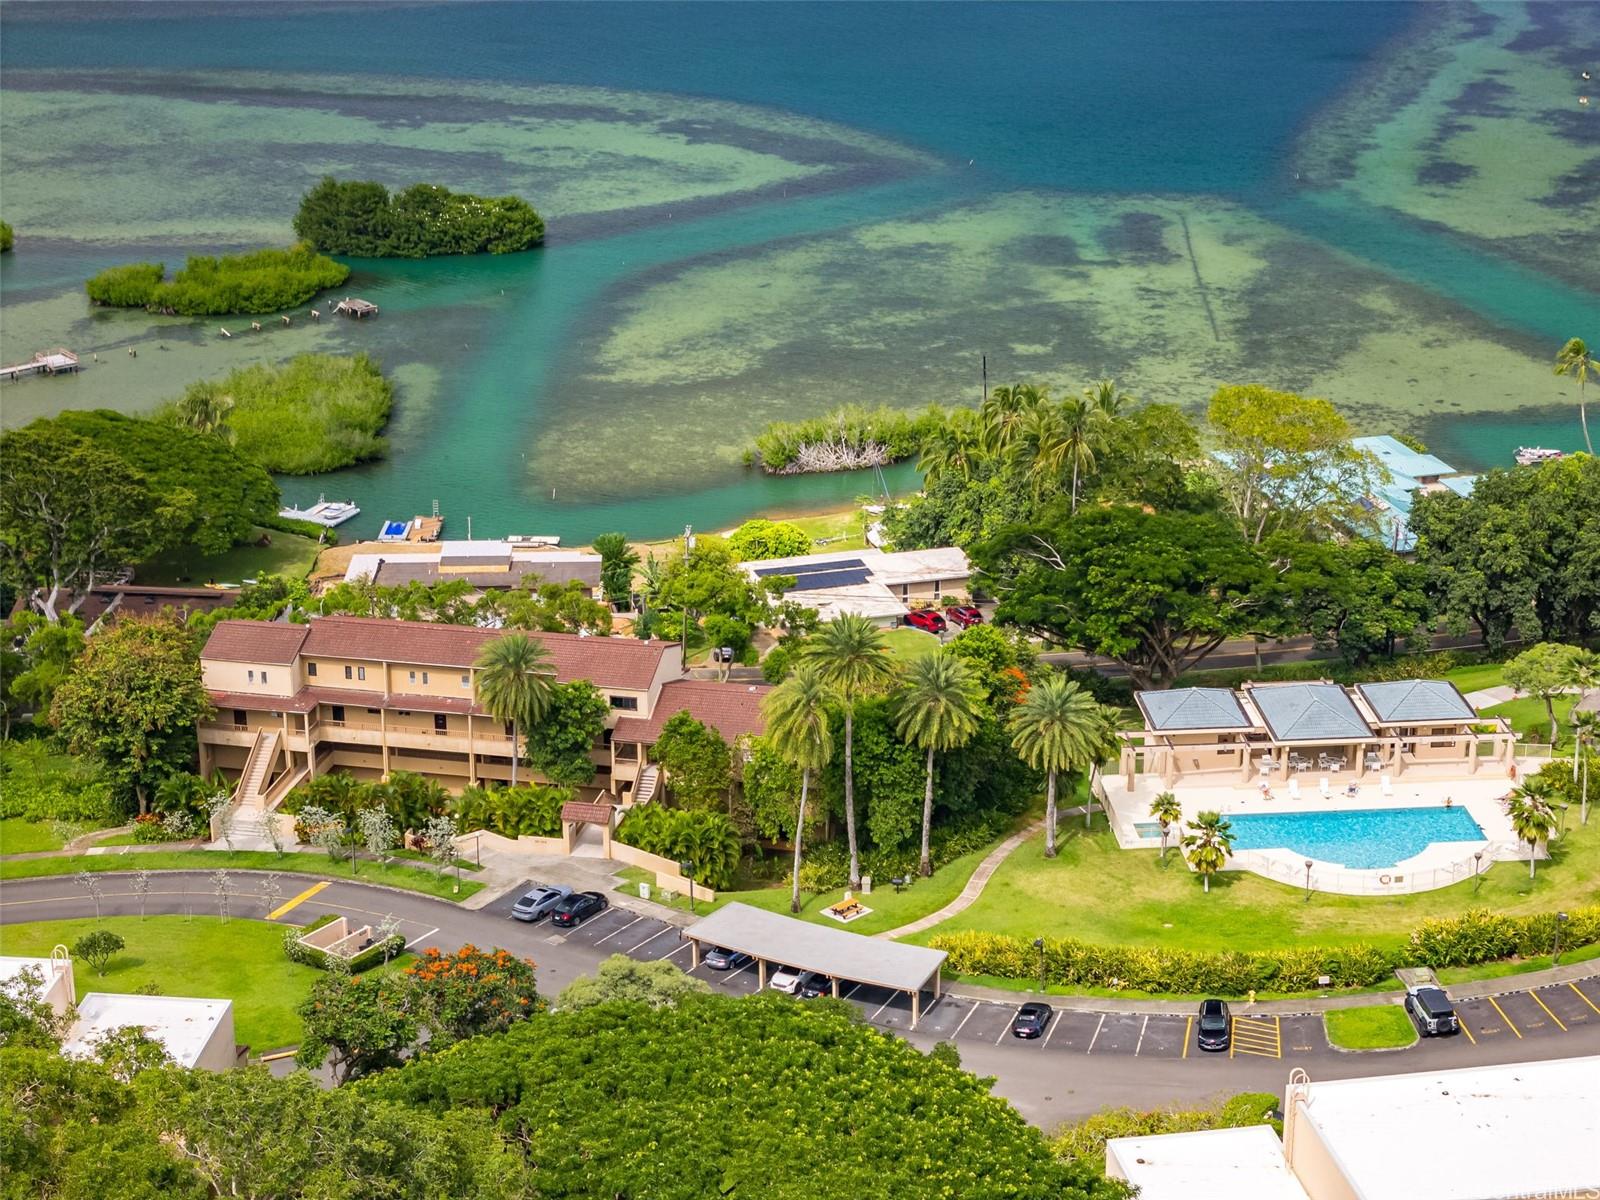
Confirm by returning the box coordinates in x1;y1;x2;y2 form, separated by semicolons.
1304;859;1314;903
1033;937;1045;993
1474;850;1485;894
1554;911;1569;964
680;860;697;914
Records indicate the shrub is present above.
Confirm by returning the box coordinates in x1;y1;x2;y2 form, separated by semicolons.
614;807;740;889
282;914;405;973
1052;1093;1280;1173
86;245;349;315
798;812;1012;891
726;519;812;562
753;404;949;474
293;178;545;257
0;742;118;822
450;783;568;839
1408;906;1600;967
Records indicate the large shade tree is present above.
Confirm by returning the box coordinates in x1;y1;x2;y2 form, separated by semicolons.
894;650;983;876
806;614;899;888
1008;674;1116;855
472;633;554;787
762;663;834;912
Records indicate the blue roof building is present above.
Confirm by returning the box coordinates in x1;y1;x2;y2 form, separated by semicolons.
1349;436;1476;554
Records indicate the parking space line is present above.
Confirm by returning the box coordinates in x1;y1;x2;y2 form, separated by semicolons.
1529;991;1568;1032
403;926;439;950
1570;982;1600;1016
951;1003;978;1041
996;1007;1022;1044
842;983;862;1000
594;916;643;946
1458;1018;1476;1045
1134;1015;1149;1056
1042;1010;1061;1049
725;961;755;985
1487;996;1522;1038
1182;1015;1192;1058
872;994;898;1022
1086;1013;1107;1054
627;926;673;954
662;940;691;959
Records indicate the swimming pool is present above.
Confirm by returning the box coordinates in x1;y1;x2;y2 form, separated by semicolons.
1225;807;1486;870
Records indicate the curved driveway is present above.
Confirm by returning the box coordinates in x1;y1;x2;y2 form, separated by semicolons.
5;869;1598;1127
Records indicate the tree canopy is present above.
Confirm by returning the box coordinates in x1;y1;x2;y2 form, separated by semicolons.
294;178;545;257
556;953;710;1011
726;518;813;561
84;245;349;315
652;710;734;810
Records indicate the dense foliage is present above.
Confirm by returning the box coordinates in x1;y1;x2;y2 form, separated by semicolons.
293;177;545;257
524;681;610;786
0;741;116;823
84;245;349;314
160;353;394;474
0;219;13;252
362;994;1128;1200
726;517;812;560
450;782;571;838
1052;1093;1280;1174
651;711;734;810
753;403;947;473
613;806;741;888
556;953;711;1011
319;574;613;635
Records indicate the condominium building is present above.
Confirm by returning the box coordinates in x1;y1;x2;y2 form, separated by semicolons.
197;615;767;809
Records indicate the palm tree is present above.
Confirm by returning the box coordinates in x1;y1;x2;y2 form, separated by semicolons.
1082;377;1135;421
980;383;1047;455
1014;405;1070;503
1007;674;1113;857
1057;395;1106;513
174;384;236;439
806;615;898;889
1181;810;1234;893
1570;709;1597;827
1505;777;1560;879
473;633;555;787
1554;337;1596;454
894;650;982;876
1150;791;1182;863
917;409;984;486
762;664;834;913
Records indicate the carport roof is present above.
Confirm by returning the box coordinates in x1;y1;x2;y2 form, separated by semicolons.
683;902;946;993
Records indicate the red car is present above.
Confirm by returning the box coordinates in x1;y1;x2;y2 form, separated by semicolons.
904;609;947;634
946;605;984;628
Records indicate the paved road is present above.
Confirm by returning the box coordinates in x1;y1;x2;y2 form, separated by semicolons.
7;870;1597;1126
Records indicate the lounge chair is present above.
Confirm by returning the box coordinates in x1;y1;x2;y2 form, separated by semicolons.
1319;777;1332;799
1381;774;1394;798
1288;778;1301;800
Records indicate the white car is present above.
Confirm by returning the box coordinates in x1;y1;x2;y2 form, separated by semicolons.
768;965;804;994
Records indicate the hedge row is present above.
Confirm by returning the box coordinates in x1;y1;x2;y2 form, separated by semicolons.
930;906;1600;995
282;914;405;974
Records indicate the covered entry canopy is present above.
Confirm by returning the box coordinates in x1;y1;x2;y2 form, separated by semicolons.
682;902;947;1026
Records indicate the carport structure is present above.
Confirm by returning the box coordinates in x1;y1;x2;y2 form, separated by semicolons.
682;902;947;1027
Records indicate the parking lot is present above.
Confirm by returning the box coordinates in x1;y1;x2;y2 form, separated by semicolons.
1453;980;1600;1046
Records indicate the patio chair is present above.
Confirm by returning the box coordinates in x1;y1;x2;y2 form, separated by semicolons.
1319;777;1331;799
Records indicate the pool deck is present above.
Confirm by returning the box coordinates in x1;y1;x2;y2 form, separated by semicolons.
1101;763;1541;896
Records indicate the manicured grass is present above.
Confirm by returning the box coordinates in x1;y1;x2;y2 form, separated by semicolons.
1435;938;1600;984
616;843;996;937
0;916;322;1051
0;850;483;900
0;818;111;855
1481;694;1577;750
779;508;871;552
1442;662;1508;695
881;626;943;661
1325;1004;1417;1049
136;525;322;587
917;808;1600;955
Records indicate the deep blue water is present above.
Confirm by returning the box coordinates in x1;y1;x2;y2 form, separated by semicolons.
1227;806;1487;870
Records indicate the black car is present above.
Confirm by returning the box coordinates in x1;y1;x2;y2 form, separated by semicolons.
1011;1002;1053;1039
795;971;834;999
702;946;753;971
1196;999;1231;1052
549;890;609;928
1404;987;1460;1036
510;884;572;923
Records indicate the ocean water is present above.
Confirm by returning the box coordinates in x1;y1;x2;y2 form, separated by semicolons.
1;2;1594;540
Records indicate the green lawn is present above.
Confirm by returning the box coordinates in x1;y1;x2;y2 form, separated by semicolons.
1481;694;1577;751
0;916;324;1051
0;818;112;855
881;626;942;661
1442;662;1509;695
777;508;871;552
0;850;483;900
915;809;1600;955
136;525;322;587
616;843;996;937
1325;1004;1417;1049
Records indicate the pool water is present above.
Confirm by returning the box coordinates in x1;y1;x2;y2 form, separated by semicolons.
1225;807;1486;870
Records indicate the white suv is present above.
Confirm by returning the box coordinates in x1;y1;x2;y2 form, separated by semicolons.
768;965;804;994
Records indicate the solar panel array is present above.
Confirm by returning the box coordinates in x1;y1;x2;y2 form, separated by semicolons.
752;558;872;592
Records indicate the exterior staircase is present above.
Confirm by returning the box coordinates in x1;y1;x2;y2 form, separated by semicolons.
632;764;661;807
231;731;279;810
215;731;304;849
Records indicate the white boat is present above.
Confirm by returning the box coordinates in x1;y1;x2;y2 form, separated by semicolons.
279;495;362;528
1515;446;1564;466
505;534;561;546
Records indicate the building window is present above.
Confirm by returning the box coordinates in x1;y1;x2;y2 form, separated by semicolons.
461;673;470;688
331;705;345;723
408;671;416;684
434;713;448;733
233;709;247;726
932;581;941;600
899;584;910;600
504;721;515;737
247;669;255;684
422;671;429;685
344;665;353;680
366;708;380;715
602;728;615;747
261;671;269;684
609;695;639;711
307;662;318;677
357;666;366;681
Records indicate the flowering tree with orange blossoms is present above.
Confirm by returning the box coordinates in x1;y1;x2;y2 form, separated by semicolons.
405;944;540;1048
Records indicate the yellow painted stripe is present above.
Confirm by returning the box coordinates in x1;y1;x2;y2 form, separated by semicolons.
257;1049;298;1062
267;880;329;920
1458;1019;1476;1045
1487;995;1522;1039
1229;1018;1236;1058
1570;982;1600;1017
1529;990;1567;1032
1182;1015;1192;1059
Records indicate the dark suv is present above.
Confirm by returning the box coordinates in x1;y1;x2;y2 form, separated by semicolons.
1404;987;1459;1036
1196;999;1231;1052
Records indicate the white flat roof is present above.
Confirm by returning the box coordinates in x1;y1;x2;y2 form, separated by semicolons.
1106;1126;1308;1200
0;955;66;987
739;546;969;586
1295;1056;1600;1199
63;992;233;1069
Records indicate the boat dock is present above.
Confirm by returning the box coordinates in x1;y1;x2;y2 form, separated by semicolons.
333;297;379;319
279;496;361;528
0;347;81;381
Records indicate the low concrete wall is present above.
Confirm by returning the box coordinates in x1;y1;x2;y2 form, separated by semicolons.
611;840;718;902
453;828;567;859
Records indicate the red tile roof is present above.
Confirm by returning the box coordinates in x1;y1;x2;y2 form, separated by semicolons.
207;689;318;714
613;679;770;745
199;620;309;665
560;800;615;825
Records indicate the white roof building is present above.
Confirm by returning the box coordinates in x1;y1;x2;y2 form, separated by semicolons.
741;547;971;626
1106;1125;1308;1199
0;951;75;1017
63;993;238;1071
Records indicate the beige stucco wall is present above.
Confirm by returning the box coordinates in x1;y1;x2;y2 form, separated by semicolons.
305;657;384;691
384;662;478;698
1284;1103;1359;1200
202;660;297;697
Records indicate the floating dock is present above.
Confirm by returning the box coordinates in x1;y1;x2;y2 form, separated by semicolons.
279;496;361;528
1;347;80;381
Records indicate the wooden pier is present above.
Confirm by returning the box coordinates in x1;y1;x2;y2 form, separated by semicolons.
0;347;80;382
333;297;379;319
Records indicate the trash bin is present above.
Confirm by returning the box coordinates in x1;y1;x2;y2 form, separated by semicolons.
639;882;651;900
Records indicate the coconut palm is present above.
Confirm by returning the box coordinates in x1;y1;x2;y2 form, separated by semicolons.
1008;674;1113;857
1014;405;1071;503
473;632;555;787
1057;395;1106;513
1505;776;1560;879
894;650;983;876
1554;337;1596;454
1181;810;1234;893
762;664;834;913
917;409;984;487
1082;377;1135;421
1149;790;1182;863
173;384;235;440
980;383;1048;455
806;615;898;889
1571;709;1597;826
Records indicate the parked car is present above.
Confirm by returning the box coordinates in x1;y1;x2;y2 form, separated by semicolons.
905;609;947;634
703;946;753;971
946;605;984;629
1011;1002;1053;1039
550;891;609;928
795;971;834;999
768;965;804;994
1404;986;1460;1036
1196;999;1231;1051
510;884;572;922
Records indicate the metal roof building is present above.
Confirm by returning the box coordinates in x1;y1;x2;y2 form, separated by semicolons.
1355;679;1476;724
1245;683;1373;742
1136;687;1255;732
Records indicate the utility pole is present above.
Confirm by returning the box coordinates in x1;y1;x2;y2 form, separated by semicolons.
681;526;694;651
981;353;987;404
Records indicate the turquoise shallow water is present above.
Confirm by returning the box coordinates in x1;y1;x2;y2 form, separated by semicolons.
1;3;1594;540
